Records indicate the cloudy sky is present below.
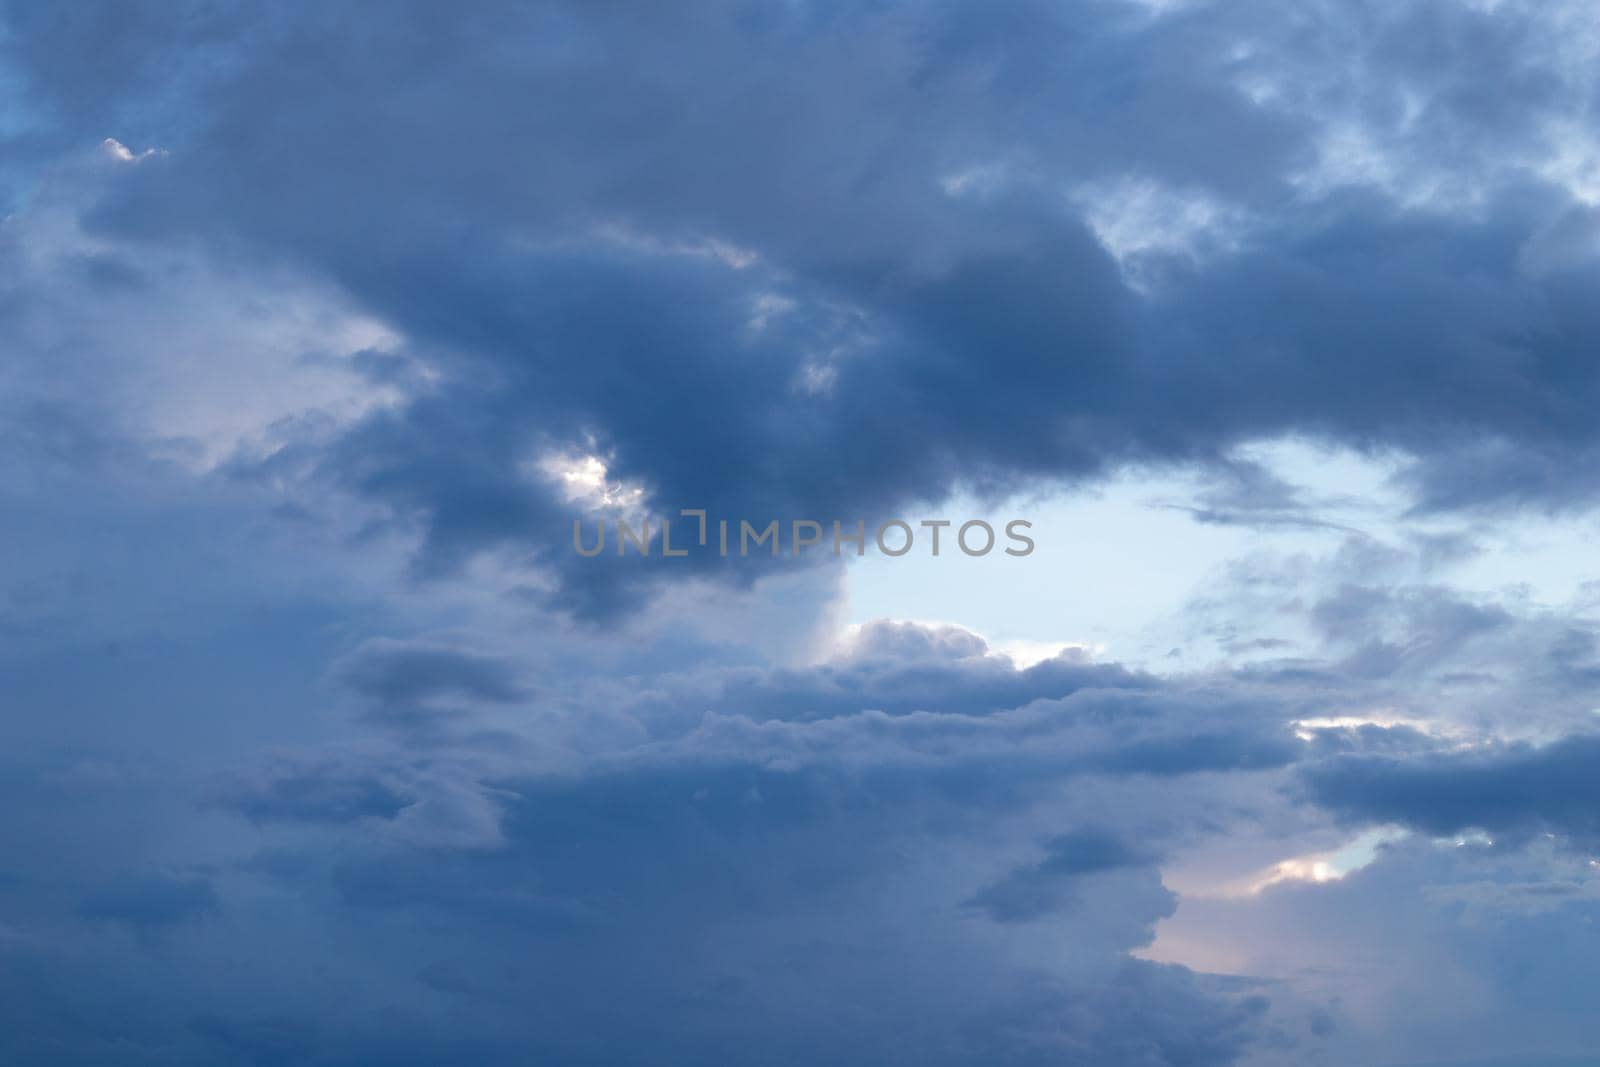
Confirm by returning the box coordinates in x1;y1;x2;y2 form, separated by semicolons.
6;1;1600;1064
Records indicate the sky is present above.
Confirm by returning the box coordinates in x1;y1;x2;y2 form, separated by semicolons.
4;1;1600;1064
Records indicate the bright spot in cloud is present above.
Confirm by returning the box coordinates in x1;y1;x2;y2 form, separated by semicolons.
102;137;166;163
1073;176;1246;276
536;451;647;511
1247;828;1409;895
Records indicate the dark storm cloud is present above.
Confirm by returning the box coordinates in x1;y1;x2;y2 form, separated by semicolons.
335;639;526;707
8;0;1600;612
260;733;1272;1064
59;620;1299;1064
1303;734;1600;844
8;1;1600;1064
965;827;1163;922
0;687;1292;1065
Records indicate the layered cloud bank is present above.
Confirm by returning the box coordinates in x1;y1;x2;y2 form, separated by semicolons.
5;1;1600;1064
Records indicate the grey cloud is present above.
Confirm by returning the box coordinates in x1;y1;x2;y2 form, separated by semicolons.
336;639;527;707
620;619;1154;729
214;757;412;826
965;827;1166;923
78;874;217;930
1303;734;1600;845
